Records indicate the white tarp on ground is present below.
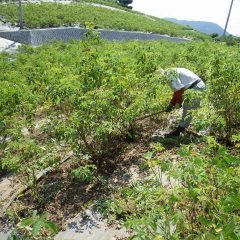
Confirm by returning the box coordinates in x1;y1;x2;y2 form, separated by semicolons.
0;22;21;53
0;37;21;53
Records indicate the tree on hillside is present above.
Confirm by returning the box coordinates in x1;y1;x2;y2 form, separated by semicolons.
117;0;133;9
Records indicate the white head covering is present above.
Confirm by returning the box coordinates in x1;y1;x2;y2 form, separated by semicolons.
165;68;201;91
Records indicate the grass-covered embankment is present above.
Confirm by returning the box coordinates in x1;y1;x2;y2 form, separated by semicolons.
0;2;210;40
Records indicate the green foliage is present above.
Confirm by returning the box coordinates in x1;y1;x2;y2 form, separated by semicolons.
0;9;239;240
210;33;219;38
118;0;133;5
8;211;57;240
0;2;209;39
1;38;240;238
0;38;169;172
223;35;240;46
206;49;240;141
1;39;240;170
71;164;97;182
104;139;240;239
118;0;133;8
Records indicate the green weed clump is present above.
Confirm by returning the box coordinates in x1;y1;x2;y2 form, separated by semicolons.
71;164;97;183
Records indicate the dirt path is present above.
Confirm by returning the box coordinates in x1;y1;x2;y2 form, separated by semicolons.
0;174;17;203
0;174;14;239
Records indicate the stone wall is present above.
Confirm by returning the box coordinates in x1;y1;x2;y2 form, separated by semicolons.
0;27;189;45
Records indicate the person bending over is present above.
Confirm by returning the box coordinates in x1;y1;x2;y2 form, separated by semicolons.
161;67;206;137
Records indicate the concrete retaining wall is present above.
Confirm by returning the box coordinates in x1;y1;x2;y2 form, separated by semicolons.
0;27;189;45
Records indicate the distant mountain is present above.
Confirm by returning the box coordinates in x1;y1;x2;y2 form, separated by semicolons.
164;18;229;36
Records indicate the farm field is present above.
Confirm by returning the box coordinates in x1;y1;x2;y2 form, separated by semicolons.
0;2;210;40
0;0;240;238
0;34;240;239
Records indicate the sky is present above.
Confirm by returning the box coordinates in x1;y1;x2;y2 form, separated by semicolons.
132;0;240;36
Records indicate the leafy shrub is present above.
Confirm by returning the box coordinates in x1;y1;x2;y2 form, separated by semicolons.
104;138;240;239
206;49;240;142
8;211;57;240
1;37;240;191
71;164;97;182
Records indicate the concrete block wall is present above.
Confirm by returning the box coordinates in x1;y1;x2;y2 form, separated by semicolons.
0;27;189;45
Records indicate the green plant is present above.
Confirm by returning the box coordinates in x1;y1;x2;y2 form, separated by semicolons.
71;164;97;182
102;138;240;239
0;17;239;240
8;211;57;240
206;49;240;142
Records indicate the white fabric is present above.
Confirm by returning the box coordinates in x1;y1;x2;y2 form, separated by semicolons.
166;68;201;91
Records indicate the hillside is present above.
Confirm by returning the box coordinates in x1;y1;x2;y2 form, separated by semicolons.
165;17;229;36
0;1;210;40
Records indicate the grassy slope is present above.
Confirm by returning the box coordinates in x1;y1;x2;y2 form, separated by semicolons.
0;2;210;40
75;0;124;9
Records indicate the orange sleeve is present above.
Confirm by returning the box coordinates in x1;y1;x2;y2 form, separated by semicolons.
170;88;185;106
